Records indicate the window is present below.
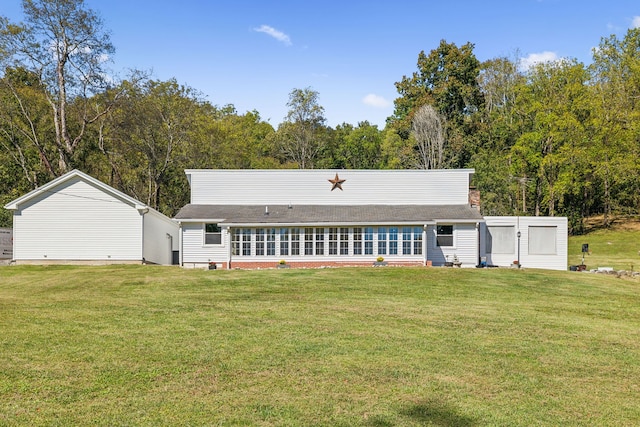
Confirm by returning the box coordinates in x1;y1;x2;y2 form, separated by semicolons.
266;228;276;256
231;229;240;255
280;228;289;256
389;227;398;255
329;227;338;255
340;228;349;255
315;228;325;255
242;229;251;256
378;227;387;255
205;224;222;245
529;226;557;255
353;228;363;255
413;227;423;255
436;225;453;247
291;228;300;255
232;228;251;256
304;228;314;255
402;227;412;255
256;229;265;255
364;227;373;255
486;226;515;254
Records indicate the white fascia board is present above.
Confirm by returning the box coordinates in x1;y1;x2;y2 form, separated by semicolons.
174;218;228;223
223;221;438;228
434;219;484;224
4;169;149;211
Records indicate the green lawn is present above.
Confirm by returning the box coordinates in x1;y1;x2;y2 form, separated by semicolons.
568;226;640;271
1;265;639;426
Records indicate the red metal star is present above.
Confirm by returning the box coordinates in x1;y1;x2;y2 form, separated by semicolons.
328;173;346;191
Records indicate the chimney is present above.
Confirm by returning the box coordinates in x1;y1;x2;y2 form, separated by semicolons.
469;187;480;211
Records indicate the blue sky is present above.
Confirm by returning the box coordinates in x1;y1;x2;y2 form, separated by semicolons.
3;1;640;128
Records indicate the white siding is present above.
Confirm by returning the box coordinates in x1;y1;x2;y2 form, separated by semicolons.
13;178;142;261
426;223;478;267
181;223;229;268
187;169;473;206
481;216;568;270
182;224;429;267
143;210;180;265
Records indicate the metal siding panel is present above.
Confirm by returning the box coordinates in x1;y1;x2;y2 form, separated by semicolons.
14;178;141;261
187;169;472;206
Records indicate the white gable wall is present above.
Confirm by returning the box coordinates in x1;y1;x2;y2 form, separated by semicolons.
186;169;473;205
12;177;142;262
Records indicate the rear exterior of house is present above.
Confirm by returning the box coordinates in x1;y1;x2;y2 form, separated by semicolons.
175;169;484;269
4;170;179;265
4;168;568;270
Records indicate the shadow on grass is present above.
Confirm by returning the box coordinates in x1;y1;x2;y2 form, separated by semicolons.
398;399;476;426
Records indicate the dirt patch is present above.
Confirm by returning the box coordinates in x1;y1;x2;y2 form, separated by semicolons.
584;215;640;232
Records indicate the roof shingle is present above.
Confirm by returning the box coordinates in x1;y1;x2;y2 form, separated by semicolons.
174;204;483;224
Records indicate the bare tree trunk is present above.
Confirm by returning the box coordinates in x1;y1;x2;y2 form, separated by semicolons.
411;104;445;169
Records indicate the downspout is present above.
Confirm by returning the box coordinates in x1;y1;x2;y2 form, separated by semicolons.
166;233;173;265
178;222;183;267
227;227;232;270
476;222;480;267
423;224;428;266
138;207;149;264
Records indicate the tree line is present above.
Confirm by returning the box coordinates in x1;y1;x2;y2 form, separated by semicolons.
1;0;639;234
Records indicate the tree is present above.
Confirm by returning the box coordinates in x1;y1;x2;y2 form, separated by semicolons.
390;40;484;167
0;66;56;187
510;59;591;219
99;78;202;213
323;121;383;169
411;104;445;169
589;28;640;226
0;0;116;173
277;87;327;168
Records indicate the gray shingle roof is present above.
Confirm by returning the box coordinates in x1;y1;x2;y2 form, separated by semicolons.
174;204;483;224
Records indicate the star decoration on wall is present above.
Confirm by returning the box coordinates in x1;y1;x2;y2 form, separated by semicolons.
328;173;346;191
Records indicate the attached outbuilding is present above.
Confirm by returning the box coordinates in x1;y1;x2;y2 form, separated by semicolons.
481;216;568;270
4;169;179;265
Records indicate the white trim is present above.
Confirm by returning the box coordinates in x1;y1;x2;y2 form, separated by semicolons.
5;169;145;211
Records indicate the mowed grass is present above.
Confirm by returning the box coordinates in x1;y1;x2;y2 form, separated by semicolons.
1;266;639;426
568;221;640;271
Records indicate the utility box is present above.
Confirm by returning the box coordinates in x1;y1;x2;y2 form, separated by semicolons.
0;228;12;259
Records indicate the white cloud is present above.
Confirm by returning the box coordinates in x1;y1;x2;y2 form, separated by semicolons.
253;25;291;46
519;51;559;70
362;93;391;108
632;16;640;28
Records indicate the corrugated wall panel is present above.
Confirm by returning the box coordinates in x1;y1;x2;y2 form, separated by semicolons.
14;178;141;261
187;169;473;206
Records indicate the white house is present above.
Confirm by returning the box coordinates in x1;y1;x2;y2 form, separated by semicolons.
4;168;568;270
4;169;179;265
175;169;485;269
